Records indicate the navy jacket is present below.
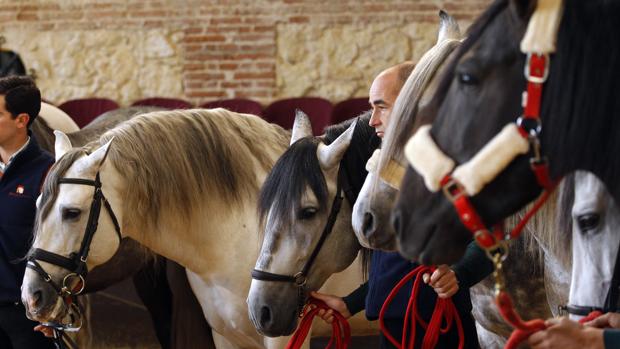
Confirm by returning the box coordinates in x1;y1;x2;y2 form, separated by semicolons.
0;136;53;303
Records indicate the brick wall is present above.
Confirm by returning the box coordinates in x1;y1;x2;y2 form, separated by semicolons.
0;0;491;106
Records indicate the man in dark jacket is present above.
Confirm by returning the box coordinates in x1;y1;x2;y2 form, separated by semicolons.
0;76;55;348
311;63;493;348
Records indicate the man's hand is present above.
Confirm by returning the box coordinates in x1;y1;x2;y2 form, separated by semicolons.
309;291;351;324
586;312;620;329
423;264;459;298
528;317;604;349
34;324;55;338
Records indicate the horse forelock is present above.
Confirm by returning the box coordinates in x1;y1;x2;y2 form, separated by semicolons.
95;108;288;235
258;137;328;233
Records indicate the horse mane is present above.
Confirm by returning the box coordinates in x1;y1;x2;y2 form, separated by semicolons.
376;33;462;189
37;108;289;237
70;106;165;147
542;0;620;203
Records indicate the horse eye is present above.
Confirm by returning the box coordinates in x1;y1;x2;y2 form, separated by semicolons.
577;213;600;232
457;72;479;85
298;207;318;220
62;208;82;221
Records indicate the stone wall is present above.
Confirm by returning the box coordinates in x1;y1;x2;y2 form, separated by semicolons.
0;1;490;106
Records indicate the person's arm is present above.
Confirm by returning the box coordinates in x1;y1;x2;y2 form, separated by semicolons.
309;283;367;324
451;241;494;289
342;282;368;316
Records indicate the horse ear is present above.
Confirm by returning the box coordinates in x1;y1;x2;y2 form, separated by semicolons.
437;10;461;43
290;109;313;145
82;137;115;171
54;130;72;161
317;120;356;170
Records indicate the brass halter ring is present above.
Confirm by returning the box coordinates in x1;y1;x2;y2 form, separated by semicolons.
61;273;85;296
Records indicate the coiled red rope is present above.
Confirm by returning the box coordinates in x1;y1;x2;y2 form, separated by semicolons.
379;265;464;349
286;297;351;349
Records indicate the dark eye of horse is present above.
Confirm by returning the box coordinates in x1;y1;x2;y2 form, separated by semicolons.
62;208;82;221
577;213;600;232
298;207;318;220
457;72;478;85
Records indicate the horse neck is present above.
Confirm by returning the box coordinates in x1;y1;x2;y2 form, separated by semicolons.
118;126;291;275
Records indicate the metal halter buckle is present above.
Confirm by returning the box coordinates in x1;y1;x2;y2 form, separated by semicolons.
524;53;550;84
293;272;307;287
442;178;465;203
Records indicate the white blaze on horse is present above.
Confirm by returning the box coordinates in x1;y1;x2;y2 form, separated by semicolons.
21;108;372;349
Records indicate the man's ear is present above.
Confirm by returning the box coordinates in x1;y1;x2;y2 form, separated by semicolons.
16;113;30;128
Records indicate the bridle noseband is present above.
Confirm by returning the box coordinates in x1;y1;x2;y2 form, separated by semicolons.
251;168;351;315
26;172;122;346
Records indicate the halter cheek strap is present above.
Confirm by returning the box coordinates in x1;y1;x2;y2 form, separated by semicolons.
365;149;407;190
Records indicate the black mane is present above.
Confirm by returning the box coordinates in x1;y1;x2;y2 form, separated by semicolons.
259;112;379;227
542;0;620;203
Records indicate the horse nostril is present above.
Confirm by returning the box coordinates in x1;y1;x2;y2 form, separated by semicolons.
362;212;375;238
31;290;42;309
260;305;272;328
392;209;402;235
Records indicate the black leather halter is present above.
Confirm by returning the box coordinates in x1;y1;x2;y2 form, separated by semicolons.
251;168;352;314
26;173;122;298
560;245;620;316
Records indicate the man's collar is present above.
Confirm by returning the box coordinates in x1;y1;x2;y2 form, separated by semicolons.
0;137;31;173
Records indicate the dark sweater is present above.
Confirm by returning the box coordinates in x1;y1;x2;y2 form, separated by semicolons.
0;136;53;303
604;329;620;348
343;242;493;347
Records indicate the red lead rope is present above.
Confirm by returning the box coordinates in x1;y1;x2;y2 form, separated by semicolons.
286;298;351;349
380;265;464;349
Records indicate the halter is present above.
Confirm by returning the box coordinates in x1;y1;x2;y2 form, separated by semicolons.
26;172;122;346
251;168;351;315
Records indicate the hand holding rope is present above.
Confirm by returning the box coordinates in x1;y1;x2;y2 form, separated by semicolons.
380;265;464;349
286;297;351;349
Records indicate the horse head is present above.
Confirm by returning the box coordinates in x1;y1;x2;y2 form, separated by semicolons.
565;172;620;318
392;0;541;264
21;131;123;322
247;111;361;337
352;10;462;251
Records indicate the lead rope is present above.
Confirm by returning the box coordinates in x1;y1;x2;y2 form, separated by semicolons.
285;297;351;349
379;265;464;349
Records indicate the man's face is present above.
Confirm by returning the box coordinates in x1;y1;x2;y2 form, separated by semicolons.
0;95;27;148
368;70;401;138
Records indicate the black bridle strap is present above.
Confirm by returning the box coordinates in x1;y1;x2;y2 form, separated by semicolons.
252;168;347;285
27;173;122;295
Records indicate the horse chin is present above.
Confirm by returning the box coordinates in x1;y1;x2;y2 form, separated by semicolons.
367;234;397;251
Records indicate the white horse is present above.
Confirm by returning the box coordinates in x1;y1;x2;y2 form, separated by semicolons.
248;111;377;336
557;171;620;319
20;108;373;349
